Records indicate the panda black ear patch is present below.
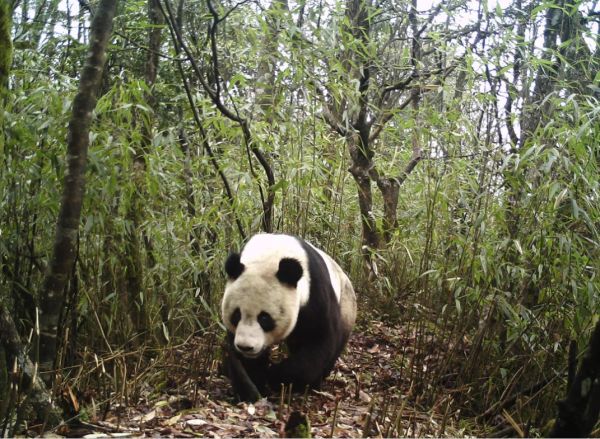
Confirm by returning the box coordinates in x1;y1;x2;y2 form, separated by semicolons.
276;258;303;287
225;253;245;280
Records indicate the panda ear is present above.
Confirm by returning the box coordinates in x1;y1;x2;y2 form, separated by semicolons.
276;258;303;287
225;253;245;280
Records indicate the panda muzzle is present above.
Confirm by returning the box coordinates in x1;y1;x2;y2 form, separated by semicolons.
235;343;263;358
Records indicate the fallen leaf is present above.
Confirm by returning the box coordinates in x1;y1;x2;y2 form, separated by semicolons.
164;414;181;426
367;344;380;353
359;390;372;403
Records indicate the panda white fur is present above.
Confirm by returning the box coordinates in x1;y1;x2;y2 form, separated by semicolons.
221;233;357;401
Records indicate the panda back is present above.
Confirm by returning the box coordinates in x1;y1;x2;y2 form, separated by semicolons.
308;245;343;303
305;241;356;336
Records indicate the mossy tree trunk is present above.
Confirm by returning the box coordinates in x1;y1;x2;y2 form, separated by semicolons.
1;306;61;433
38;0;118;384
0;5;15;427
0;1;12;95
0;0;13;157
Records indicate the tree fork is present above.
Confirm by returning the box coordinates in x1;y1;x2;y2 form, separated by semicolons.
38;0;118;381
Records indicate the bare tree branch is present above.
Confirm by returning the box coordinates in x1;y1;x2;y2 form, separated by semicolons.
160;0;246;239
161;0;276;232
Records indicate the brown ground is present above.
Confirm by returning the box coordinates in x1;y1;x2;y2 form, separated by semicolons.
56;319;471;438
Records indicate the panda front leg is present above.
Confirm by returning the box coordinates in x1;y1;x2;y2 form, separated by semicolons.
223;333;270;402
267;341;334;392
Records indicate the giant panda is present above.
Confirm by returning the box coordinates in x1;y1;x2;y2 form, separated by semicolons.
221;233;357;402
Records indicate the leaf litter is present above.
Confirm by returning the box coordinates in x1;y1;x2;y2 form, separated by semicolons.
56;318;472;438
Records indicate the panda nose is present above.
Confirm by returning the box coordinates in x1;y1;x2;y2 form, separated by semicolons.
236;344;254;353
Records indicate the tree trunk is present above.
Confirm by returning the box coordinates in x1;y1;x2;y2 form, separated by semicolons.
0;0;13;161
145;0;163;94
377;178;399;243
550;321;600;437
377;145;421;243
518;0;562;148
1;306;62;433
348;132;380;252
504;0;563;306
343;0;380;254
325;0;426;258
38;0;117;382
0;1;12;96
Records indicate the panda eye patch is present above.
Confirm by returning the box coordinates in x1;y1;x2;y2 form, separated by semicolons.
257;312;275;332
230;308;241;327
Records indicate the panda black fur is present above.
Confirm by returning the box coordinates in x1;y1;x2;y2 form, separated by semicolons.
221;233;357;402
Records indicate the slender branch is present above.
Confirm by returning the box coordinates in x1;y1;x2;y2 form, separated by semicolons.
312;81;348;136
414;1;444;38
161;0;275;232
205;0;224;105
371;61;458;142
395;147;422;186
477;374;557;422
161;0;227;118
381;65;447;97
216;0;254;24
203;0;276;233
369;92;414;142
160;0;245;239
112;29;177;60
503;0;528;147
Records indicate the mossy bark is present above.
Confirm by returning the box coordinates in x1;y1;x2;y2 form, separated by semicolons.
0;1;13;155
1;307;62;433
0;1;12;94
0;345;8;424
39;0;118;381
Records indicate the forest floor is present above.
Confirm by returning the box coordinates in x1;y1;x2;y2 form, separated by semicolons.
58;316;480;438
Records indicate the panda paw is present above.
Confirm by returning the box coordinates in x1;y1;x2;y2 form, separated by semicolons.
234;384;262;403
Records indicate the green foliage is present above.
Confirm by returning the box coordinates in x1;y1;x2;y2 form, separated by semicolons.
2;0;599;434
1;50;74;310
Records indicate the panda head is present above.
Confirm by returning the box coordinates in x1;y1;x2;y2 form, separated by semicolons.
222;250;305;358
